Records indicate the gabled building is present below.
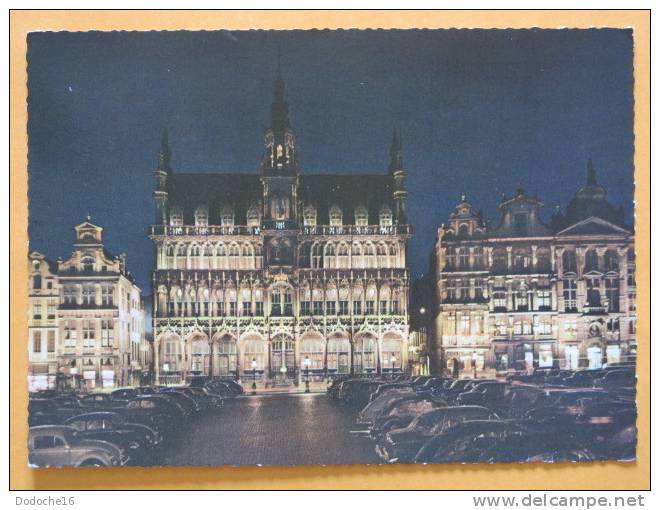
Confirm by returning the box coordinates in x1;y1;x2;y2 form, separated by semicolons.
431;161;635;376
149;68;413;386
27;252;59;391
42;219;147;390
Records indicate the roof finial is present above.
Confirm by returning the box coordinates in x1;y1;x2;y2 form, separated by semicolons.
86;214;91;222
586;158;597;186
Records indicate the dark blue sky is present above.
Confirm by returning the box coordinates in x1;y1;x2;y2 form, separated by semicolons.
27;29;634;290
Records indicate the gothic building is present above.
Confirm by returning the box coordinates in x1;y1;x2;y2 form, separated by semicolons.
149;69;412;386
29;219;150;391
431;161;635;376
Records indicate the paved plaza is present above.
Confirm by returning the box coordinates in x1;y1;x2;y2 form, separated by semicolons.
161;393;380;466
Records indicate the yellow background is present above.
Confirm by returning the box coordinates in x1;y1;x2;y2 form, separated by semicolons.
9;10;650;490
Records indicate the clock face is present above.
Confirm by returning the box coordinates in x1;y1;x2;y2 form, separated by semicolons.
589;324;601;338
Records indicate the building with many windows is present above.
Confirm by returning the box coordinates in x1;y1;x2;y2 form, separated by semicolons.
431;161;635;376
149;69;413;386
28;252;60;391
28;219;150;391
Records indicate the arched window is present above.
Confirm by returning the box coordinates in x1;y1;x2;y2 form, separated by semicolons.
191;338;210;374
169;207;183;227
327;336;350;374
242;336;267;373
270;286;293;316
162;336;181;372
324;243;336;269
381;336;403;373
585;249;599;272
379;205;393;227
228;243;240;269
329;205;343;227
194;206;208;227
364;243;376;268
299;337;324;371
352;242;363;269
355;205;368;226
216;335;237;376
271;335;294;374
242;243;254;269
604;250;619;271
312;243;323;269
337;243;349;268
353;335;377;373
303;204;317;227
377;243;388;267
458;224;469;236
562;250;577;273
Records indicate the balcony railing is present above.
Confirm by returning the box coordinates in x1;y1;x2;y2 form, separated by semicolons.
150;225;262;237
149;224;413;237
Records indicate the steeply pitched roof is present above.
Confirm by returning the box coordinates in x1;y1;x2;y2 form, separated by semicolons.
167;173;262;224
556;216;631;237
299;174;393;224
166;172;395;225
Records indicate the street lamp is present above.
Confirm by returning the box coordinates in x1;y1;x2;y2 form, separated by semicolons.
472;351;478;379
390;355;397;380
304;356;311;393
251;358;257;395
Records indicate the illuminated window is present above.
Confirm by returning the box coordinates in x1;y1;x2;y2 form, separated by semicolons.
355;205;368;226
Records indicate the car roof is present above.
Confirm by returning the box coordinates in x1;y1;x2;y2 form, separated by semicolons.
66;412;120;420
30;425;76;434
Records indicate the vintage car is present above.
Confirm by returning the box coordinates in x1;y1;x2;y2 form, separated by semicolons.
28;425;128;467
376;406;499;463
64;412;163;463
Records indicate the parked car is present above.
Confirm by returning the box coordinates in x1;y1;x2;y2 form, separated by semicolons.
377;406;499;463
593;370;636;391
158;388;200;416
455;381;507;406
28;425;128;467
121;395;185;436
357;391;417;425
370;396;446;439
64;412;161;464
79;393;120;410
414;420;526;464
28;398;83;426
477;432;597;463
111;388;139;403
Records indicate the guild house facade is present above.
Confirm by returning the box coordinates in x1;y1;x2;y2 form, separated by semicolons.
432;162;636;376
28;220;151;391
149;70;413;386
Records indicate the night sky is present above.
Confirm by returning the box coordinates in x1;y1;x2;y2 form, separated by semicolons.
27;29;634;291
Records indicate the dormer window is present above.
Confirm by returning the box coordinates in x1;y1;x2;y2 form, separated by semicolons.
81;256;94;273
194;206;208;227
329;205;343;227
247;205;261;228
355;205;368;226
379;206;393;227
221;205;234;227
513;213;527;235
303;205;317;227
170;207;183;227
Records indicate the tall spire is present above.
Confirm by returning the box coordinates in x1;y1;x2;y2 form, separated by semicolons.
271;54;290;135
586;158;597;186
389;128;404;174
389;128;407;223
158;127;171;172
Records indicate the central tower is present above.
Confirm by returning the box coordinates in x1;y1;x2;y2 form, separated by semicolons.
261;62;299;266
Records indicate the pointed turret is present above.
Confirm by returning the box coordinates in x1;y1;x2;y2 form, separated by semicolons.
389;128;407;224
154;128;171;225
586;158;597;186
